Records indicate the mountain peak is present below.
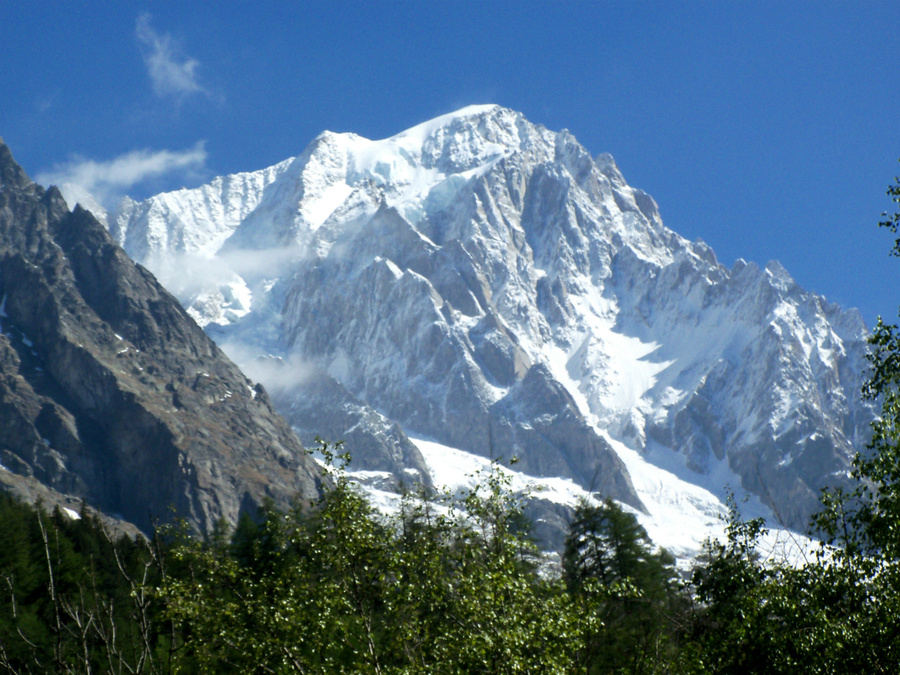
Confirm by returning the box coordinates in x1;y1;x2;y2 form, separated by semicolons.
102;107;874;553
0;137;34;192
393;104;504;139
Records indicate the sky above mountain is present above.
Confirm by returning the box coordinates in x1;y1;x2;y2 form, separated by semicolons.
1;1;898;325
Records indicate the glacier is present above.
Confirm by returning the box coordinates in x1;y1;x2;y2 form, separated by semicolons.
69;105;873;559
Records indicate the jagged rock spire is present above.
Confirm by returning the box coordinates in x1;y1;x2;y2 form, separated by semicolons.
0;137;34;191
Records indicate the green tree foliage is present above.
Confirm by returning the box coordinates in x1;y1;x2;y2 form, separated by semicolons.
160;443;580;674
161;445;399;673
0;495;174;674
680;497;850;674
877;159;900;258
563;499;683;674
422;463;579;674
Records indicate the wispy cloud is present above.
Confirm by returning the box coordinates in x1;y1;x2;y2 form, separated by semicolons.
135;13;207;99
36;142;208;208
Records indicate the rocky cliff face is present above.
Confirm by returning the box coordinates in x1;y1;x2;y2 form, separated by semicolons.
0;138;324;535
101;106;874;540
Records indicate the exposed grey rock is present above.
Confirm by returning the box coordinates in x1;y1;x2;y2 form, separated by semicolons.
0;139;324;535
256;358;432;488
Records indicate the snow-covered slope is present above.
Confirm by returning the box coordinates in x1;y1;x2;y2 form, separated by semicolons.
95;105;873;555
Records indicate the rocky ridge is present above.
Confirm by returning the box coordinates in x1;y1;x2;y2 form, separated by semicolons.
0;138;324;535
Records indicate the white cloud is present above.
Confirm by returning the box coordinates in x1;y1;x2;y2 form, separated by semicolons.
36;142;208;209
135;13;207;99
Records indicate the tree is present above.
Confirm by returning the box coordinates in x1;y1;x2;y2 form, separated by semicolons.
160;442;397;673
0;496;175;674
563;499;682;674
159;443;582;674
424;461;579;674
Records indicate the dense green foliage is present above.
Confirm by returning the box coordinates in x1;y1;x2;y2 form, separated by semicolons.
161;449;585;673
0;449;686;674
0;495;176;673
4;166;900;673
563;499;682;673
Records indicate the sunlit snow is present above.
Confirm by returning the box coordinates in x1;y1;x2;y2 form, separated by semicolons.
408;436;813;567
62;507;81;521
103;105;869;567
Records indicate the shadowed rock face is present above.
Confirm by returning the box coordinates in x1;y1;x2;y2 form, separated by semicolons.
263;366;433;489
0;139;324;535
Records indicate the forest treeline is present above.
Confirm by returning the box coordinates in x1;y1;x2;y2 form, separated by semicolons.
3;171;900;674
1;426;899;675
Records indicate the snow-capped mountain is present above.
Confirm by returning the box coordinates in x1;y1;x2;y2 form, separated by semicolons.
94;105;873;554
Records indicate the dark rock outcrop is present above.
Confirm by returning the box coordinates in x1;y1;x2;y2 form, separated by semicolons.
0;138;324;535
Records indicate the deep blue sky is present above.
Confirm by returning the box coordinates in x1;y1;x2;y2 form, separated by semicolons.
2;2;898;325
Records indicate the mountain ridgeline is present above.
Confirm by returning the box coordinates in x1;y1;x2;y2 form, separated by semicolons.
0;138;324;535
94;105;874;538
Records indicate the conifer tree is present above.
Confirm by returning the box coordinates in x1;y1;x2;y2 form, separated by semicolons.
563;498;682;674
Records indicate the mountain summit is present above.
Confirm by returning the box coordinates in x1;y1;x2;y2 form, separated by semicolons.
93;106;872;551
